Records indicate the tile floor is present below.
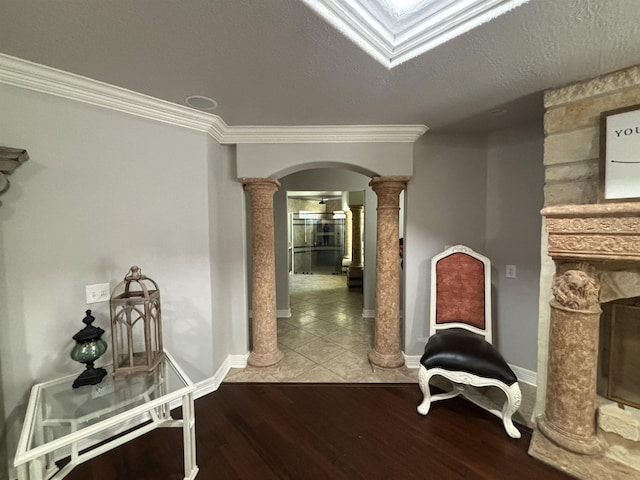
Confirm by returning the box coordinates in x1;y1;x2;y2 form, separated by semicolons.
223;273;418;383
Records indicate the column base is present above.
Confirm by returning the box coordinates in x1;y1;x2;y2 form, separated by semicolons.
347;266;363;289
537;415;606;455
247;348;284;368
368;348;404;369
529;428;636;479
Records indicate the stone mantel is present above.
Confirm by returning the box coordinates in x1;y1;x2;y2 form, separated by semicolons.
541;202;640;262
531;200;640;479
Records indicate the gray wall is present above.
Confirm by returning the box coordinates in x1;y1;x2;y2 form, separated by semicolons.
485;121;544;371
0;84;224;475
207;140;250;361
404;133;489;354
403;126;544;374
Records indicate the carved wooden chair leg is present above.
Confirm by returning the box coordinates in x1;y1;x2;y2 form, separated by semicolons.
417;366;433;415
417;367;466;415
499;383;522;439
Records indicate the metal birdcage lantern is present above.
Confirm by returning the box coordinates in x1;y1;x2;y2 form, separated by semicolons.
110;266;164;375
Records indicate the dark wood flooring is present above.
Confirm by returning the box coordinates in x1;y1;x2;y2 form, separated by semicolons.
65;383;571;480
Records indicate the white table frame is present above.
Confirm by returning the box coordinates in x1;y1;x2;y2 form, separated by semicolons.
14;350;198;480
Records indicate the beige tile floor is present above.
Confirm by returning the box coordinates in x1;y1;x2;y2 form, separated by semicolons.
223;273;418;383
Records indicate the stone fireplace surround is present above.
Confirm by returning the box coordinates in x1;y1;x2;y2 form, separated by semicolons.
530;201;640;479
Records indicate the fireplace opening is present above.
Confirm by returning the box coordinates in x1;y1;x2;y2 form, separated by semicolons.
598;297;640;408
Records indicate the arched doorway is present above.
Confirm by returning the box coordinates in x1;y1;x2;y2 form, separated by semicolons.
236;143;414;372
278;170;369;375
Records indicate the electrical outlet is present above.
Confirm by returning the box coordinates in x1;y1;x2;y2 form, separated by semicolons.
85;283;110;304
506;265;517;279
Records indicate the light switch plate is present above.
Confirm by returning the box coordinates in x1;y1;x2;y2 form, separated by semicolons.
506;265;517;279
85;283;110;304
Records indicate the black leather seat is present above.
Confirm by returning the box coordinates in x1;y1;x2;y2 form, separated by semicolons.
421;331;518;386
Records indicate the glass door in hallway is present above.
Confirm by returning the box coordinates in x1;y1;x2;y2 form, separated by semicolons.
291;212;345;275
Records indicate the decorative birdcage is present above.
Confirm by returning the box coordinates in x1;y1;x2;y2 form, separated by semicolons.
110;266;164;375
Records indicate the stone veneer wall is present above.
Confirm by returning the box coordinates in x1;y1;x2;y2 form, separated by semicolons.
535;65;640;419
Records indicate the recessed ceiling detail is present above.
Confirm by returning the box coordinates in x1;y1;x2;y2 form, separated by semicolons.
185;95;218;111
302;0;530;68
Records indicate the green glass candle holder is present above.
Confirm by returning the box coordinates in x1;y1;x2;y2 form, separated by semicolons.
70;310;108;388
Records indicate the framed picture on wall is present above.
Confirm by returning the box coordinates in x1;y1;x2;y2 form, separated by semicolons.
600;104;640;201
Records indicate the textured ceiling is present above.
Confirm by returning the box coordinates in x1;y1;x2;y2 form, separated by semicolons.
1;0;639;132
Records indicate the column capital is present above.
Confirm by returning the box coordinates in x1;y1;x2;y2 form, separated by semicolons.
241;177;281;190
241;178;280;211
369;176;409;209
369;176;410;191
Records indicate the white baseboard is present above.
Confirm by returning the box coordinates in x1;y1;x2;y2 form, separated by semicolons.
228;353;250;369
186;353;249;404
404;354;422;369
509;364;537;386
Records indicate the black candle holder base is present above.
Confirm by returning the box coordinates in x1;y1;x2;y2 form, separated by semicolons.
72;364;108;389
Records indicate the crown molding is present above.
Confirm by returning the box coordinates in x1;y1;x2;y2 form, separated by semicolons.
223;124;428;143
0;53;427;144
0;53;221;135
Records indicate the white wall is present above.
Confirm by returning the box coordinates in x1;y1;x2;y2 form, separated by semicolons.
0;84;220;474
485;122;544;372
404;133;488;355
236;143;414;178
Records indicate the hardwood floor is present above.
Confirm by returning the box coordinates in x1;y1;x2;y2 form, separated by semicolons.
64;384;570;480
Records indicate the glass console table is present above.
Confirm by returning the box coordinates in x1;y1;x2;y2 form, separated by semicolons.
14;350;198;480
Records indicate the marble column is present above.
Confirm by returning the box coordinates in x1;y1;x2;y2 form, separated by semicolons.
241;178;284;368
537;261;605;455
368;176;409;369
343;208;352;263
347;205;364;289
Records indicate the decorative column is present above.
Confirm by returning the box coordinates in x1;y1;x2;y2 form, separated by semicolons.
241;178;284;368
537;261;605;455
343;208;352;263
368;176;409;369
347;205;364;289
